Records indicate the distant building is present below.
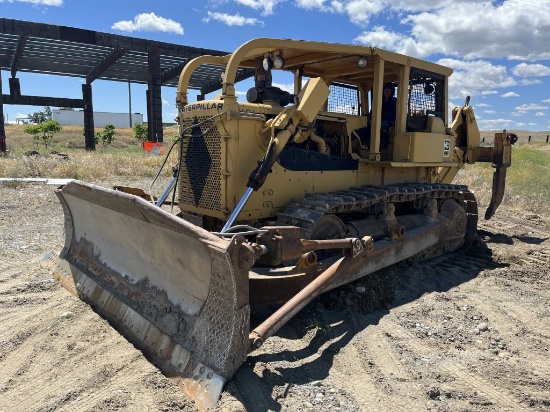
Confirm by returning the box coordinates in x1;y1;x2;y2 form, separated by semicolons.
52;110;143;128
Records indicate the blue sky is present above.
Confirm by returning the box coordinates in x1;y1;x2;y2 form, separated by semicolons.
1;0;550;131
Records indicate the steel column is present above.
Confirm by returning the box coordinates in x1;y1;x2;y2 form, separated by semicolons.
147;43;163;142
0;70;6;153
82;84;95;150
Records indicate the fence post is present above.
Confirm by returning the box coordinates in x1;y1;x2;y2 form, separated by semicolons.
528;136;531;142
547;135;549;143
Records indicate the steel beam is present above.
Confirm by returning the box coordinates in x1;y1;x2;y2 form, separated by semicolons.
1;94;84;107
160;61;187;84
10;34;28;78
86;47;128;85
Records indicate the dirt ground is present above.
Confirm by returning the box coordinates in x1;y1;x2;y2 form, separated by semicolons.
0;181;549;412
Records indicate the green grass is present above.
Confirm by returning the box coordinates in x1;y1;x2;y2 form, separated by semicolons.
455;142;550;217
508;144;550;203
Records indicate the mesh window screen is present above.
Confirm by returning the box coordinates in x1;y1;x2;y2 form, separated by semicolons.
328;82;360;115
407;68;446;131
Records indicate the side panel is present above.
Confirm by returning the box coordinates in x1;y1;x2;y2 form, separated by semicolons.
393;132;453;163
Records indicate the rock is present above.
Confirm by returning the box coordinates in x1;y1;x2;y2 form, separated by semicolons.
473;328;480;335
427;387;440;399
477;322;488;332
355;286;366;293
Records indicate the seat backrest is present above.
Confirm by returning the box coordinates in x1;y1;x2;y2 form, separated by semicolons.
426;116;445;134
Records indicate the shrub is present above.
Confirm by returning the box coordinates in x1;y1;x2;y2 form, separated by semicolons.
23;120;62;149
95;124;116;147
133;123;148;142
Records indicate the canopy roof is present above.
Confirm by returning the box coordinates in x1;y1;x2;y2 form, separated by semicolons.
0;18;253;93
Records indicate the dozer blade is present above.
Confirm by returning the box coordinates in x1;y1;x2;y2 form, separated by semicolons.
46;180;254;409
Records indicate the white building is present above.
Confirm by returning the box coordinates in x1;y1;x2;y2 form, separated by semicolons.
52;110;143;128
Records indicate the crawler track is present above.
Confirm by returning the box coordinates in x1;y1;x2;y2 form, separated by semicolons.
277;182;478;245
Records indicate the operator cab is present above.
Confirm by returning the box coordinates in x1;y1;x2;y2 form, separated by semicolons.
243;48;449;164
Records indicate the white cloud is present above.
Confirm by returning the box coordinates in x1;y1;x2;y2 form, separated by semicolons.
345;0;384;25
272;82;294;93
296;0;384;25
295;0;337;12
478;118;515;129
112;13;184;35
542;99;550;103
476;102;491;107
436;58;516;99
203;11;264;26
234;0;281;15
535;112;545;116
520;79;543;86
350;0;550;61
515;103;548;111
3;0;64;5
501;92;519;98
406;0;550;60
513;63;550;77
388;0;453;12
484;110;496;114
354;26;413;50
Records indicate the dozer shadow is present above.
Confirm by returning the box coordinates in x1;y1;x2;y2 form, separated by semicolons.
227;238;505;411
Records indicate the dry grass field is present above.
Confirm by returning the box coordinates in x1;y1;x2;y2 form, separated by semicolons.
2;124;548;220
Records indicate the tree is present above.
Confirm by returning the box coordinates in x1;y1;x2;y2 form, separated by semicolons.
24;120;62;149
28;106;52;124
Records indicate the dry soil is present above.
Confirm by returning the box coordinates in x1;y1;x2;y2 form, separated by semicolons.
0;181;548;412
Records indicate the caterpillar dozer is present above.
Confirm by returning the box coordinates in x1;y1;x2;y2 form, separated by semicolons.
48;38;515;409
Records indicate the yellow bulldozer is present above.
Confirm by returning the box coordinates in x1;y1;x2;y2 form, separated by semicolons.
48;38;516;409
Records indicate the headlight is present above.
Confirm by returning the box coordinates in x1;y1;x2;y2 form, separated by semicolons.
273;55;285;69
262;57;273;71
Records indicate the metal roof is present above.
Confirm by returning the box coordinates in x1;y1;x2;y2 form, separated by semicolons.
0;18;253;94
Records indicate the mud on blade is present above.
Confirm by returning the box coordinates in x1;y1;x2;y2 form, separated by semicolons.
48;180;254;409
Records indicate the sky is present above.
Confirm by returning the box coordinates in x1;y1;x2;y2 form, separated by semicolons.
1;0;550;131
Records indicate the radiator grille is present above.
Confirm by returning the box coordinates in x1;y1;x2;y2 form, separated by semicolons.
179;116;222;212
